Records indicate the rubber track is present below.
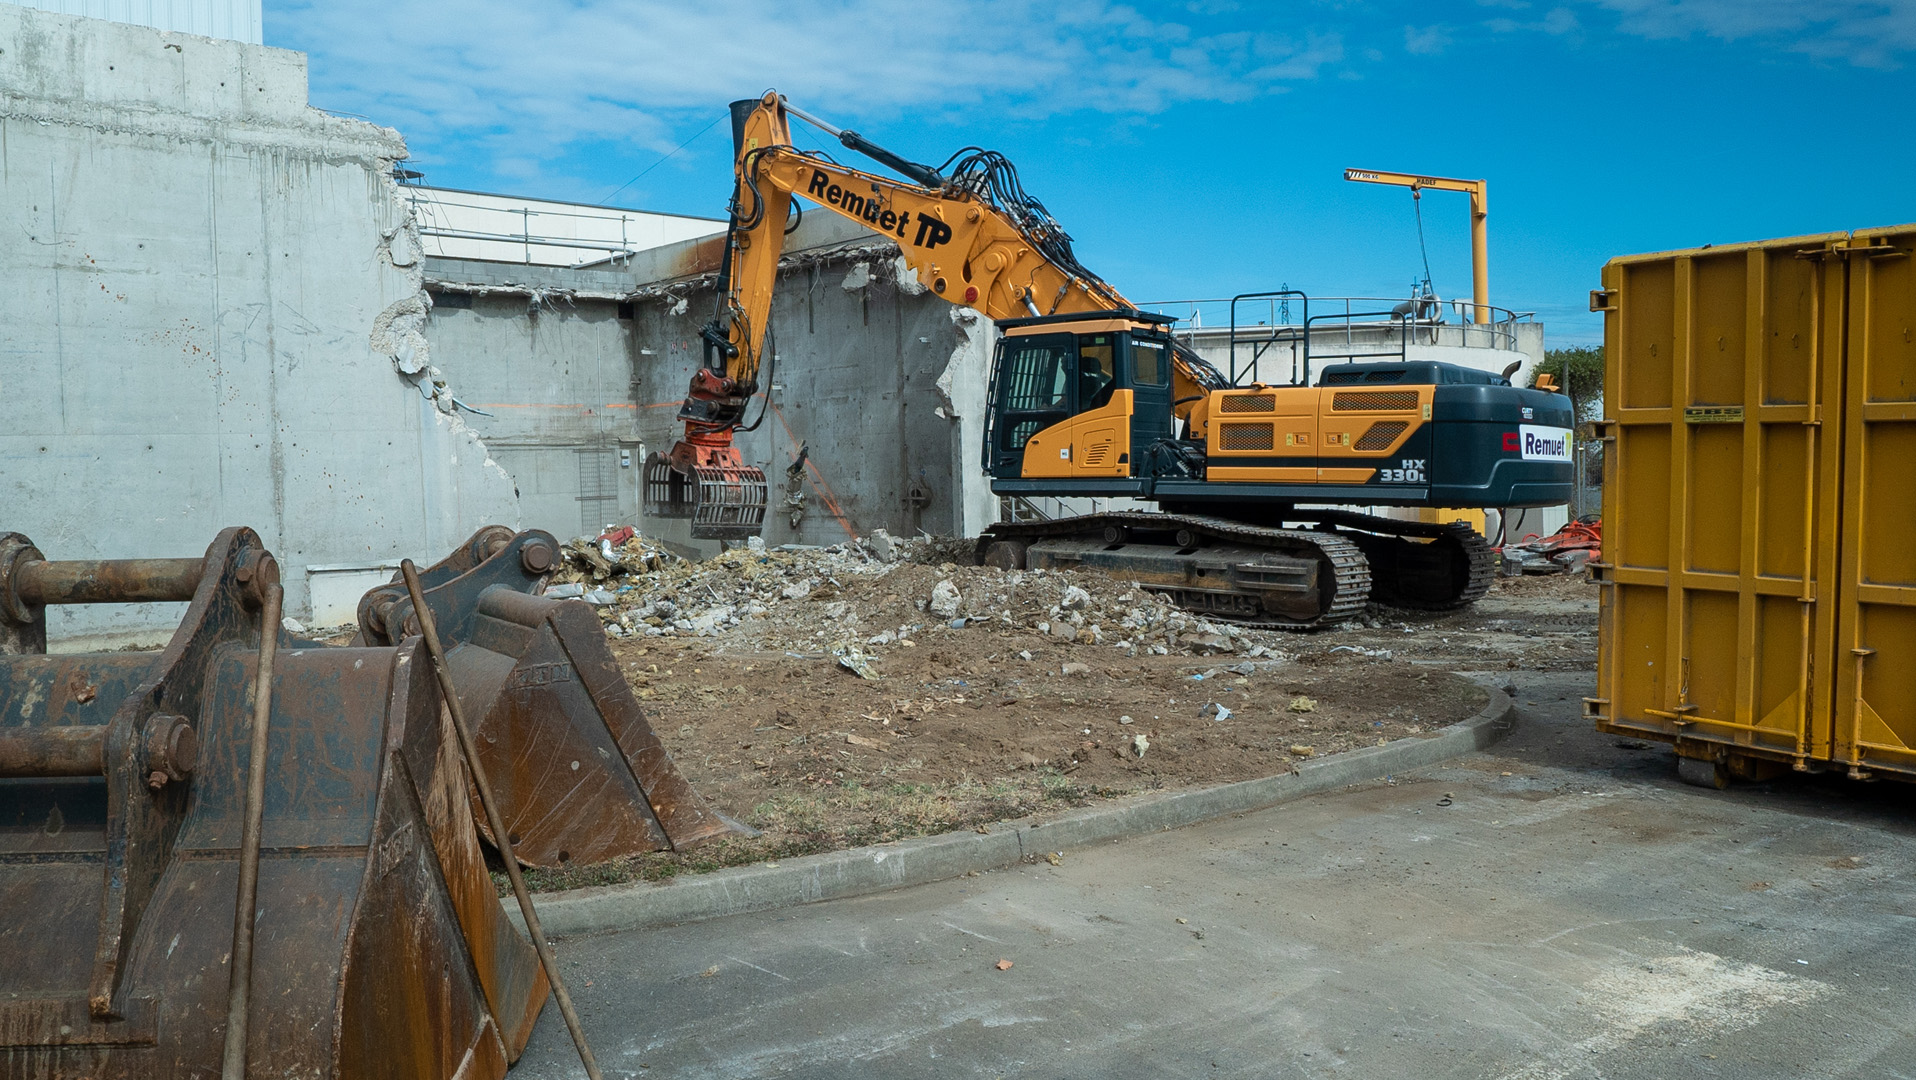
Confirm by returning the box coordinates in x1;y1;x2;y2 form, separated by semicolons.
1391;523;1496;611
1285;511;1495;612
981;512;1372;629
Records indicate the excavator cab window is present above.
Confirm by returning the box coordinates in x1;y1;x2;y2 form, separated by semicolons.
1079;335;1117;410
996;333;1077;451
1131;339;1167;386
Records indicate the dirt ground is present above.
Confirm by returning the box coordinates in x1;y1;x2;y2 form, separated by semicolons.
512;540;1598;893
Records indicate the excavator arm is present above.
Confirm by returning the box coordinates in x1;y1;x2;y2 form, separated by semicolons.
646;91;1224;539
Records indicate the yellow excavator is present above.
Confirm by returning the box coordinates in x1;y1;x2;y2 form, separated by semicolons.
646;92;1573;627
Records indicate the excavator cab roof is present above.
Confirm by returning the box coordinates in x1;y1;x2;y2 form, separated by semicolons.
997;309;1178;338
1314;360;1515;388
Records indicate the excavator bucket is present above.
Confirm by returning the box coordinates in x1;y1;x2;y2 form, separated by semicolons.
642;452;768;541
0;524;743;1076
354;526;740;864
0;528;545;1078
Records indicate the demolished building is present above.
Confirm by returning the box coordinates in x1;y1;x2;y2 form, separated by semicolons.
0;4;997;640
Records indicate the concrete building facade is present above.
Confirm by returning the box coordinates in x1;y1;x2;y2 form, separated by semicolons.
421;213;1000;554
0;4;518;641
8;0;260;43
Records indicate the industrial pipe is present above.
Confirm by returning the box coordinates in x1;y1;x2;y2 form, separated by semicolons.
14;558;205;605
0;725;107;777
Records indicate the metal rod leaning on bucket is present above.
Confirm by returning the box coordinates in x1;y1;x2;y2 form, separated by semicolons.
222;581;282;1080
399;560;605;1080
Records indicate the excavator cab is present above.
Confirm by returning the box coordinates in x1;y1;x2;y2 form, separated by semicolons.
984;312;1178;482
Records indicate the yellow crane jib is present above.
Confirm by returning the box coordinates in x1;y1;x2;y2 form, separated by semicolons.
1343;167;1490;326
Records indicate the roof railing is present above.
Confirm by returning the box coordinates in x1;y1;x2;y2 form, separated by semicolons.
404;191;644;267
1138;293;1536;387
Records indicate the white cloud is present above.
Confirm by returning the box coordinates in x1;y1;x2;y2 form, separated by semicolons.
1487;6;1581;34
1585;0;1916;66
274;0;1348;171
1404;24;1453;54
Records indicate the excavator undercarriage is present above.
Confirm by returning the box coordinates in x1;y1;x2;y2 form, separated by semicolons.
977;509;1493;630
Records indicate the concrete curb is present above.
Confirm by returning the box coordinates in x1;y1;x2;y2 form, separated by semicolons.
523;688;1515;938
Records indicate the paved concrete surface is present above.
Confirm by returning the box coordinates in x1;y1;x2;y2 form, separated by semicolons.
514;667;1916;1079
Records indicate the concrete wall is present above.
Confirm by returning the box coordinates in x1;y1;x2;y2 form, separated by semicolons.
421;212;1000;554
0;4;519;642
8;0;260;43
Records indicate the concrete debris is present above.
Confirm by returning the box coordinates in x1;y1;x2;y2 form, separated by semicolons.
1289;696;1318;713
543;528;1299;672
1060;662;1091;677
833;644;882;681
1132;733;1151;758
928;580;962;619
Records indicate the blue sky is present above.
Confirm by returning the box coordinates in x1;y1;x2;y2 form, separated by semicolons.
268;1;1916;345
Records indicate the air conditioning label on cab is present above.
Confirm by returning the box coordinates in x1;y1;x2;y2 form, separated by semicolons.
1519;425;1571;461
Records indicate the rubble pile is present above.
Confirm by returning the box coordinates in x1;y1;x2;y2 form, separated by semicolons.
550;527;1299;662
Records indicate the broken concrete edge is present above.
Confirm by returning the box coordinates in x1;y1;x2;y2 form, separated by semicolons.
514;688;1515;940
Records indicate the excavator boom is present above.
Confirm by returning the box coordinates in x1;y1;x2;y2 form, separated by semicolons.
646;92;1223;538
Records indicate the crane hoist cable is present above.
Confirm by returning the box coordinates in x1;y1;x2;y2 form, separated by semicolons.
1411;186;1435;298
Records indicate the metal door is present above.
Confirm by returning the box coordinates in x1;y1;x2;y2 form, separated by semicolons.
1125;334;1173;472
1831;226;1916;776
1593;232;1849;769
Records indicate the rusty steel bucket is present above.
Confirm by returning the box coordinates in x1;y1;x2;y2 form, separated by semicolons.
0;528;545;1078
0;525;738;1078
353;526;739;865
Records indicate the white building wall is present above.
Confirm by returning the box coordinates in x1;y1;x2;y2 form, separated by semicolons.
0;4;519;643
5;0;259;43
